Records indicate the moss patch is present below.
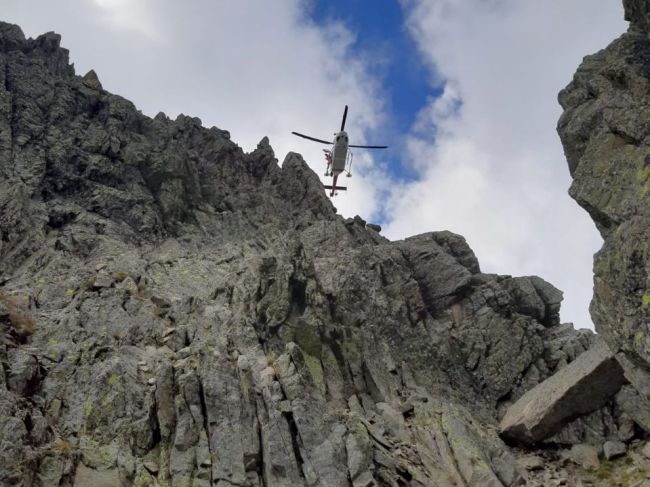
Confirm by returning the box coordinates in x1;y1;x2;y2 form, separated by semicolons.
83;399;93;417
621;467;648;486
113;271;129;282
79;437;119;470
133;469;155;487
303;353;325;393
637;165;650;185
291;323;322;359
121;277;138;294
635;331;646;349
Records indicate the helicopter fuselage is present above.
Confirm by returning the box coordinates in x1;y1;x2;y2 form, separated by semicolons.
330;130;349;175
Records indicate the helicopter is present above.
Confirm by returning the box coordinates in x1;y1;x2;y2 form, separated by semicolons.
292;105;388;197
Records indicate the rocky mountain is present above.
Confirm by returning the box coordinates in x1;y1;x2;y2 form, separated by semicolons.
0;1;650;485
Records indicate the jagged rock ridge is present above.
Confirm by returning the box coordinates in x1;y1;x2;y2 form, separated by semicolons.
0;9;647;486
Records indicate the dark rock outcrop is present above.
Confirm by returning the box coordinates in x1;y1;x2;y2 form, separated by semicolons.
550;0;650;480
558;0;650;387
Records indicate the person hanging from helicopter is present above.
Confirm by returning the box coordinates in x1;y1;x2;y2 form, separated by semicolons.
292;105;388;197
323;149;332;176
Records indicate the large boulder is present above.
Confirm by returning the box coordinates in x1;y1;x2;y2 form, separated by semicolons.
500;340;626;444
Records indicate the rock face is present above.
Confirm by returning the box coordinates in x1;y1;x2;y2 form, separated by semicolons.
499;339;625;444
0;7;648;485
555;0;650;479
558;0;650;389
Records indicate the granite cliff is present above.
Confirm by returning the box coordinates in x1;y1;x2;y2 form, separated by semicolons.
0;2;649;485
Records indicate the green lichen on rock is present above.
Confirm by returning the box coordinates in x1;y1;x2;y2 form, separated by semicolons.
635;331;646;348
83;399;93;418
133;468;156;487
302;352;325;392
637;165;650;185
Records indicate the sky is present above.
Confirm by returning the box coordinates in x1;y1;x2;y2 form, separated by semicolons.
1;0;627;330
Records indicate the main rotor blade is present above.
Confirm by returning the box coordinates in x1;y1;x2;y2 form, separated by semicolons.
349;144;388;149
291;132;332;145
340;105;348;131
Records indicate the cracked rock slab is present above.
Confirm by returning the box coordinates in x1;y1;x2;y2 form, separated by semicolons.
500;340;626;444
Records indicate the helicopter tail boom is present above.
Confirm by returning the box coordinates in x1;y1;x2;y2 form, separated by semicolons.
325;171;346;196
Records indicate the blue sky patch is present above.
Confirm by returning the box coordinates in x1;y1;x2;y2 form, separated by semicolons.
309;0;440;184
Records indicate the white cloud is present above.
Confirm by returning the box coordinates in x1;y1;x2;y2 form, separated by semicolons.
1;0;386;219
91;0;159;39
386;0;627;329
